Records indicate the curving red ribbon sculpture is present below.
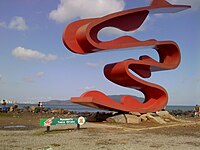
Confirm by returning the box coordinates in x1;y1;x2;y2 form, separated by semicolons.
63;0;190;113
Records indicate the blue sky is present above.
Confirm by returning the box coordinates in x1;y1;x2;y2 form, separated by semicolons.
0;0;199;105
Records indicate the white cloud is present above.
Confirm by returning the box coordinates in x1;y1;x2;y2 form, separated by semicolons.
12;47;58;62
86;62;101;68
9;16;28;31
0;74;2;80
99;27;125;36
36;72;45;78
84;86;95;91
168;0;200;10
0;21;6;28
24;72;45;83
98;27;126;41
49;0;125;23
45;54;58;61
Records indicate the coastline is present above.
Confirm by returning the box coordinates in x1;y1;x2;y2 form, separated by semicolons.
5;103;196;112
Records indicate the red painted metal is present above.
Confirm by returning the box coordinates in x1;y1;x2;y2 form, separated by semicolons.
63;0;190;113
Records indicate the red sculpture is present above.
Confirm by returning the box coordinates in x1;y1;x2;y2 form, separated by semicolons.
63;0;190;113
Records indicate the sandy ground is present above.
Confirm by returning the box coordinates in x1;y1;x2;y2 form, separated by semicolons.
0;112;200;150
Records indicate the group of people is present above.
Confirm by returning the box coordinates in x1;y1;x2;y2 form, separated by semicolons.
1;100;18;113
38;102;43;107
1;100;44;113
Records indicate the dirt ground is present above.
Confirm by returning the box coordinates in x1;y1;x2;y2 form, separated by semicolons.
0;112;200;150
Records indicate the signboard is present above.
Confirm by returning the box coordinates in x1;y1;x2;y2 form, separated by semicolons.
40;116;86;127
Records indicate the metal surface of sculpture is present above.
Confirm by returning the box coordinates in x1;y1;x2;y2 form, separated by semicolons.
62;0;190;113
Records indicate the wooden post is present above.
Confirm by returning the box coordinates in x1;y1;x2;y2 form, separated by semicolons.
77;124;80;130
46;126;50;132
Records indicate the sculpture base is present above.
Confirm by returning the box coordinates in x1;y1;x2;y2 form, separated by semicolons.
70;90;167;113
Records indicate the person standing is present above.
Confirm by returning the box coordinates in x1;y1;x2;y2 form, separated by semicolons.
194;105;199;117
38;102;40;107
2;100;7;113
40;102;43;107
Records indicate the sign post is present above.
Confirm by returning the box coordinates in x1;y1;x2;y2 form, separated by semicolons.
40;116;86;132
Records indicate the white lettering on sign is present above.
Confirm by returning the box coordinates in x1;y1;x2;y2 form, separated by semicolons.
58;121;65;124
66;121;75;124
60;118;73;121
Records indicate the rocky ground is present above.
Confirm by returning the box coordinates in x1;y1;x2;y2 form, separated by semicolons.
0;110;200;150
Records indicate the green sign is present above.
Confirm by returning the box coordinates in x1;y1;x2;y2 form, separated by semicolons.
40;116;86;126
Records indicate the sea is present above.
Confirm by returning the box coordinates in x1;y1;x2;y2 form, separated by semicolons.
9;102;195;112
